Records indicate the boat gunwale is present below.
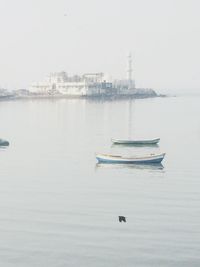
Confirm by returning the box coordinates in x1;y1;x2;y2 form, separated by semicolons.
111;138;160;144
96;152;165;161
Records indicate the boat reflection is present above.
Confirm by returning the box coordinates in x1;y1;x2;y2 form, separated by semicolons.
95;162;164;171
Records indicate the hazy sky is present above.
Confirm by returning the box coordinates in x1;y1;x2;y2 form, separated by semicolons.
0;0;200;92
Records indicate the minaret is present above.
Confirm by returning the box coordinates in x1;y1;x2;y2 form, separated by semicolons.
128;53;132;89
128;53;135;89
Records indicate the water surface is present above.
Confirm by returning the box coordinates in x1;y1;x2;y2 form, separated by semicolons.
0;96;200;266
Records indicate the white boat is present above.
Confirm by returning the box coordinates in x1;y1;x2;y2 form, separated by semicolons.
96;153;165;164
111;138;160;145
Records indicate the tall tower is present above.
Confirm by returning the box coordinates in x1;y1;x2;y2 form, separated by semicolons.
128;53;132;88
127;53;135;89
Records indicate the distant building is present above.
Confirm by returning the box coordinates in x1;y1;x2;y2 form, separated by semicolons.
28;56;157;98
29;72;113;96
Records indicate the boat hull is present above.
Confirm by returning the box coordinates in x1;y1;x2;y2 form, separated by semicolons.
111;138;160;145
96;153;165;164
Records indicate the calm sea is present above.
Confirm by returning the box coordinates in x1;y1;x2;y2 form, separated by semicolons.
0;95;200;267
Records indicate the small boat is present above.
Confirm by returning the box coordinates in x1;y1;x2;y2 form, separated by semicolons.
96;153;165;164
111;138;160;145
0;139;9;146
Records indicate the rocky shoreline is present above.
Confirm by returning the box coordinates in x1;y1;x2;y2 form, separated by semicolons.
0;88;165;101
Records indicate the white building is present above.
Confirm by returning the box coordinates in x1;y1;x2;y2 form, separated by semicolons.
29;72;113;96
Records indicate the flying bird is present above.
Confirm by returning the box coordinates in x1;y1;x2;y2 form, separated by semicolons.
119;216;126;223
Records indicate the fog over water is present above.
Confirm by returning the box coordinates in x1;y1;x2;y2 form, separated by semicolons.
1;0;200;266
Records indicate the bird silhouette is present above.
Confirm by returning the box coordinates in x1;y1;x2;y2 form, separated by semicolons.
119;216;126;222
